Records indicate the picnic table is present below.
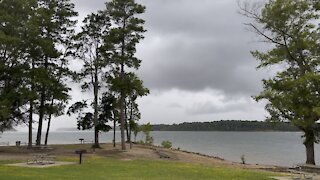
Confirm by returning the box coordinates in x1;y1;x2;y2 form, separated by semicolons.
27;153;56;165
0;142;9;146
32;145;53;151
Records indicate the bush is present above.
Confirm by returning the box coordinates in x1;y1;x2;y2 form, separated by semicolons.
161;140;172;149
136;140;145;145
241;154;246;164
146;136;153;145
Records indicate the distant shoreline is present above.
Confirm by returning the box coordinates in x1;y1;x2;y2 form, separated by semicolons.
152;120;300;132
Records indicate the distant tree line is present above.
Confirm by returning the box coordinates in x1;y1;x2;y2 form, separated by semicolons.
151;120;300;132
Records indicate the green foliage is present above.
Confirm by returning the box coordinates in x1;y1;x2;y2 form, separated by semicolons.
131;121;140;142
0;157;278;180
242;0;320;164
161;140;172;149
136;140;144;145
0;0;36;129
141;122;153;145
102;0;148;150
73;7;111;147
67;93;116;133
0;0;77;138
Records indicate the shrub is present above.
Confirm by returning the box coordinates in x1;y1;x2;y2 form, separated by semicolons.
241;154;246;164
146;136;153;145
136;140;145;145
161;140;172;149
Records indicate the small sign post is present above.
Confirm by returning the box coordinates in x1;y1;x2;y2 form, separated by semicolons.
75;149;87;164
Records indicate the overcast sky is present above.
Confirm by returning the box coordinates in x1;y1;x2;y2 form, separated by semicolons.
19;0;273;131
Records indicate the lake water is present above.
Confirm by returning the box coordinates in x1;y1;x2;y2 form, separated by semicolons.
0;131;318;167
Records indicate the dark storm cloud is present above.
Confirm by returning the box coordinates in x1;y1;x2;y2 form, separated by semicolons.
136;0;268;96
72;0;267;96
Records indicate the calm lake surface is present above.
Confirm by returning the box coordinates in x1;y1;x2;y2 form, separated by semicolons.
1;131;318;167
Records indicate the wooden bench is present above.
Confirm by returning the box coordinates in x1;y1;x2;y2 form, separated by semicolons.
0;142;9;146
83;140;94;144
155;150;171;159
32;145;53;151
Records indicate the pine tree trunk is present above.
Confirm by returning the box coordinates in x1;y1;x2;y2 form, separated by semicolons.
28;100;33;148
29;62;34;148
129;129;132;149
93;76;99;148
129;99;133;149
120;93;126;150
124;103;130;142
36;57;48;146
120;64;126;150
304;131;315;165
113;118;116;147
44;98;54;145
44;111;52;145
119;17;127;151
36;90;45;146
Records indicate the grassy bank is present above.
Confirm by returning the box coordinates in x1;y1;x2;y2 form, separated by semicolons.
0;156;278;180
0;143;283;179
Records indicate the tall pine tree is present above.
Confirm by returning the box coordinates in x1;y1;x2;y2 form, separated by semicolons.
30;0;77;146
104;0;146;150
73;10;111;148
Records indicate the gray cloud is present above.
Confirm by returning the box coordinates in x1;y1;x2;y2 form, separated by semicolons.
167;102;183;109
41;0;270;130
187;100;251;115
72;0;267;96
135;0;268;97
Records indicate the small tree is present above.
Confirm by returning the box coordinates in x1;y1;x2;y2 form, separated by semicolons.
141;122;153;145
67;96;113;143
161;140;172;149
131;121;140;142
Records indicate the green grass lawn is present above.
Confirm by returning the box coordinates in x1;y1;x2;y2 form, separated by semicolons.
0;156;279;180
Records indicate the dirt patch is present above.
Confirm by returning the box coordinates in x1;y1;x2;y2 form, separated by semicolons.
7;161;76;168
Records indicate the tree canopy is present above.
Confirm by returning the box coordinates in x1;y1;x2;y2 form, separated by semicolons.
241;0;320;164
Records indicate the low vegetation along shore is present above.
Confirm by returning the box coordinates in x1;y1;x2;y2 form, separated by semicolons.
0;143;285;179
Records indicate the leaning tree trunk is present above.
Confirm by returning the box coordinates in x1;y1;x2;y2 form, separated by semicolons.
44;113;52;145
304;131;315;165
44;98;54;146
